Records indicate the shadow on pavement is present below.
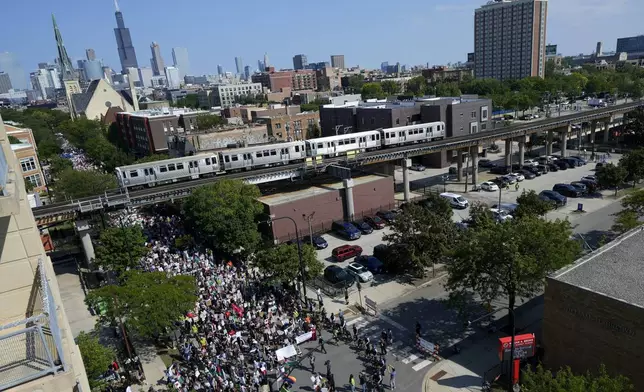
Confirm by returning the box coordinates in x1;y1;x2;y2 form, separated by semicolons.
437;374;481;389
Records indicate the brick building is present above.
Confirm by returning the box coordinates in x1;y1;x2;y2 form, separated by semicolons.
543;228;644;390
5;124;46;193
252;68;317;93
421;66;473;83
255;110;319;141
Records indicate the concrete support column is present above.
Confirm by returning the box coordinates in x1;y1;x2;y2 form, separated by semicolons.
546;130;553;156
505;139;512;168
590;120;597;155
470;145;479;187
518;140;525;166
402;158;411;202
343;179;355;221
561;125;570;158
603;118;611;143
456;150;464;182
75;220;95;267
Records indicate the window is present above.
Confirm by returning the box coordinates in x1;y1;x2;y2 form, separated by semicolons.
276;123;282;129
129;170;139;177
231;155;239;161
396;119;400;125
317;143;324;149
350;138;356;144
168;164;176;171
270;150;277;156
295;145;300;152
159;166;168;173
20;157;36;172
205;158;211;165
176;163;184;170
25;173;42;187
471;111;477;118
256;152;263;158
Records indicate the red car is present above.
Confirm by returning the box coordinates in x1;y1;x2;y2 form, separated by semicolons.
332;245;363;262
364;216;386;229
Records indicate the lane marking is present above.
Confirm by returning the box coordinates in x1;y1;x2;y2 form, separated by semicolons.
402;354;418;364
412;360;432;371
377;314;407;331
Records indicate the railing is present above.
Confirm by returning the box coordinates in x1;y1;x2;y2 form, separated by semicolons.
0;259;66;391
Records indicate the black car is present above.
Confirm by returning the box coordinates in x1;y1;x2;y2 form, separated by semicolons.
354;255;385;274
563;158;582;168
539;190;567;207
578;179;599;193
537;164;550;174
324;265;355;288
555;160;570;170
569;156;588;165
376;210;397;223
303;235;328;249
522;166;542;176
489;166;511;175
570;182;588;195
478;159;497;168
547;163;560;172
553;183;582;197
492;176;511;187
352;220;374;235
517;169;536;179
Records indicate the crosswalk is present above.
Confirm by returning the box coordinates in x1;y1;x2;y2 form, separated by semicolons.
345;316;433;372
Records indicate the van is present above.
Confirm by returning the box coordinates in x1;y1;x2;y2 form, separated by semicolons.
332;221;362;240
439;192;469;209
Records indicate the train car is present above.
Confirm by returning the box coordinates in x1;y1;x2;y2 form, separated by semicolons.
116;154;220;188
381;122;445;147
305;130;381;158
219;141;306;171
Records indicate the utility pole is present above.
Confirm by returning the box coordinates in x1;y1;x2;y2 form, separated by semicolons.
303;212;316;246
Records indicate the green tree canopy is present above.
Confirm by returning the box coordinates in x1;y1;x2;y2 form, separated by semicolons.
435;82;462;97
76;331;115;388
346;75;365;93
515;190;552;218
87;271;197;339
619;148;644;186
48;155;73;177
405;76;427;96
380;80;401;96
53;169;117;200
596;163;627;197
612;189;644;233
446;215;580;316
383;195;458;277
195;114;224;131
8;135;21;144
254;243;324;284
173;94;200;108
361;83;386;100
522;364;634;392
183;179;263;256
624;108;644;146
94;226;149;274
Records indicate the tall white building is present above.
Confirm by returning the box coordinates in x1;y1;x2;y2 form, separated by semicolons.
138;67;154;87
474;0;548;80
0;72;12;94
235;57;244;75
264;52;270;69
30;69;56;100
212;83;263;108
165;66;181;89
172;47;190;80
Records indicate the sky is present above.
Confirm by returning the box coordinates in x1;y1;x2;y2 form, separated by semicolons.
1;0;643;83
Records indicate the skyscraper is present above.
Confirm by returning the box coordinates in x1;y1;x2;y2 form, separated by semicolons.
217;65;224;76
293;54;307;70
165;66;180;89
150;42;165;76
474;0;548;80
52;14;76;81
235;57;244;75
172;47;190;80
113;0;139;73
86;48;96;61
83;60;104;81
330;55;345;69
263;53;270;69
0;52;26;90
0;72;12;93
257;60;264;72
380;62;389;73
244;65;251;81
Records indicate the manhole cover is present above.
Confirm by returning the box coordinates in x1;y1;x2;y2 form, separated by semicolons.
430;370;447;381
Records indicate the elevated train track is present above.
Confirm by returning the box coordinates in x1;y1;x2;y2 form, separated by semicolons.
33;100;643;223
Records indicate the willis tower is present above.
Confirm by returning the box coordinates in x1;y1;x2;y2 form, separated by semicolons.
113;0;138;73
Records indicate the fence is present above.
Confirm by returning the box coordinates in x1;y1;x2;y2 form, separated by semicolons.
0;259;66;391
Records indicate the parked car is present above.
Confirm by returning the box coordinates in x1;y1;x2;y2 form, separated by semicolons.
523;159;538;167
537;164;550;174
440;192;469;209
563;158;582;167
410;164;426;172
570;182;589;195
354;255;385;274
522;166;542;176
517;169;536;179
332;221;362;240
569;156;587;165
346;262;374;282
501;174;516;184
324;265;355;288
595;162;605;170
490;166;511;175
303;235;328;249
376;210;398;223
512;172;525;182
553;183;582;197
332;245;363;262
578;179;599;193
478;159;497;168
491;203;519;214
480;181;499;191
492;176;510;187
364;215;386;229
547;163;560;172
353;255;385;274
539;190;567;207
555;160;570;170
352;220;374;235
490;208;513;222
581;175;597;182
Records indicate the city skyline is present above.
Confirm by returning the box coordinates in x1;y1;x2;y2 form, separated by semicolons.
0;0;643;81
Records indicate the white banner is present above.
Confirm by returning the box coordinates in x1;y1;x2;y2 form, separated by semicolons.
418;338;436;353
275;344;297;361
295;331;313;345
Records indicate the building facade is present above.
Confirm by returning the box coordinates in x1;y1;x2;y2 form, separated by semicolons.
5;124;46;193
113;0;139;73
421;67;473;83
82;60;103;81
616;35;644;54
330;55;345;69
235;57;244;75
0;72;12;94
172;47;190;80
150;42;165;76
255;110;319;141
293;54;308;70
252;70;293;93
85;48;96;61
165;66;181;89
211;83;263;108
474;0;548;80
292;70;317;91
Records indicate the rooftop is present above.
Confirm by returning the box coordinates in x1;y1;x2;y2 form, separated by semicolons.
121;107;209;118
10;143;33;151
552;228;644;308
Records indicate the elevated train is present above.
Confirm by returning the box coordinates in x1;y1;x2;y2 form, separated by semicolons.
115;121;445;188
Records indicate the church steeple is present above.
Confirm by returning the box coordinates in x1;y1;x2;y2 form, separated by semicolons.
52;14;76;81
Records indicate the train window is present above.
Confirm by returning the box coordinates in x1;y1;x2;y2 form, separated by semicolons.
295;145;300;152
263;150;270;156
376;134;380;140
350;138;356;144
193;161;199;167
270;150;277;156
144;169;149;176
317;143;323;149
159;166;168;173
231;155;239;161
256;152;262;158
224;156;230;163
176;163;184;170
205;158;211;165
129;170;138;177
371;135;375;141
399;132;404;137
168;164;176;171
338;140;344;146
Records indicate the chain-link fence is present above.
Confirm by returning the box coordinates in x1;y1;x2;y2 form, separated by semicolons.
0;259;66;391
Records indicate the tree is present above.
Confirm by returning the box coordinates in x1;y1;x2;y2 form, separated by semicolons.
435;82;462;97
24;178;35;192
255;243;324;284
619;149;644;187
596;163;627;197
183;179;263;256
514;190;552;218
135;154;170;164
612;209;642;233
94;226;149;274
383;197;458;277
405;76;427;96
446;216;580;329
195;114;224;131
545;59;556;78
307;124;321;139
76;331;115;388
380;80;401;96
48;155;73;177
173;94;200;108
620;189;644;216
346;75;365;93
37;138;61;159
8;135;21;144
58;118;105;150
360;83;386;100
522;363;634;392
624;108;644;146
87;271;197;340
53;169;117;200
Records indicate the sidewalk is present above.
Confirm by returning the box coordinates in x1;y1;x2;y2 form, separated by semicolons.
136;341;168;391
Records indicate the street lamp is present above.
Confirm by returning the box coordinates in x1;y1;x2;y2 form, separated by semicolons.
263;215;308;303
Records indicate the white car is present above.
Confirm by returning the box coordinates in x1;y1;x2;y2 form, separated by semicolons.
480;181;499;191
346;263;373;282
490;208;514;222
523;159;538;167
512;173;525;182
